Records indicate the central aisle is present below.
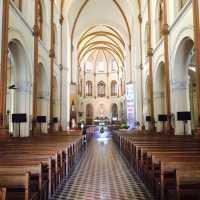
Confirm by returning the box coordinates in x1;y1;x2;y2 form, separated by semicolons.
52;130;153;200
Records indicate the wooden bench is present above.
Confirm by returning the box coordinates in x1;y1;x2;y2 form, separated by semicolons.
113;130;200;200
0;172;38;200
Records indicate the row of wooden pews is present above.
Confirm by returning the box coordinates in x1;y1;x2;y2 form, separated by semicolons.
113;130;200;200
0;130;91;200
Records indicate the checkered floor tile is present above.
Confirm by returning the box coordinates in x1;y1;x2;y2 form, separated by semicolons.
51;131;153;200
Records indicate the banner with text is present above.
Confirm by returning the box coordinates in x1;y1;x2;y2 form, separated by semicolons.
126;83;135;128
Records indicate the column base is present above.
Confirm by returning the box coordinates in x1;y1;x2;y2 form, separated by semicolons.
0;127;9;140
48;125;54;134
165;123;174;135
59;124;63;132
141;125;145;132
195;127;200;136
150;126;156;133
150;121;156;133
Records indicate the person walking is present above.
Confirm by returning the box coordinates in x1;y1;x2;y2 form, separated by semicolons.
82;125;87;145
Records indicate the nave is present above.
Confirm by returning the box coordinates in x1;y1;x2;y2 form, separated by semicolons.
51;130;153;200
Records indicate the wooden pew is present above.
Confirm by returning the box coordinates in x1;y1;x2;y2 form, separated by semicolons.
0;132;85;199
113;131;200;200
0;188;6;200
0;172;38;200
0;163;48;200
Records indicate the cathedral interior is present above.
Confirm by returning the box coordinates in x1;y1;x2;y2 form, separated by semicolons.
0;0;200;200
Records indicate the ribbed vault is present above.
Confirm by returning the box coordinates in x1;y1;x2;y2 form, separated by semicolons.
78;25;125;69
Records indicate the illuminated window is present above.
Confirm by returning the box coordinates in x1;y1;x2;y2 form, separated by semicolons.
98;81;106;97
86;81;93;96
111;80;118;96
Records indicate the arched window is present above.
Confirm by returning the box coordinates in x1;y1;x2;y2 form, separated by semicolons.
38;1;43;40
86;81;92;96
12;0;22;11
98;81;106;97
111;80;118;96
158;0;164;40
179;0;188;11
86;104;93;125
111;103;118;120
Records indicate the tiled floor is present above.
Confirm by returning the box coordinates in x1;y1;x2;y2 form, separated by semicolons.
51;130;153;200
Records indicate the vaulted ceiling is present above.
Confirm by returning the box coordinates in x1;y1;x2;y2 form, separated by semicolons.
62;0;141;81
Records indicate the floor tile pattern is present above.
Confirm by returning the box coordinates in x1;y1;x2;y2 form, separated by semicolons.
51;131;153;200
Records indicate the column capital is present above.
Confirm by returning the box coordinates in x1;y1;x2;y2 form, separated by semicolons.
33;24;39;37
49;49;55;58
59;64;63;71
138;14;142;23
59;15;64;25
147;48;153;57
162;23;169;35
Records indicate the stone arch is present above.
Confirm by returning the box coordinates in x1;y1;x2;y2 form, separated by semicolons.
6;39;31;137
172;37;195;134
154;61;165;131
8;27;33;82
37;63;49;133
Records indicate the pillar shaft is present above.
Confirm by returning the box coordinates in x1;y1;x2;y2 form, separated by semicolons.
49;0;55;131
0;0;9;127
163;0;173;132
138;13;145;130
59;12;64;131
147;0;155;130
192;0;200;128
32;0;40;134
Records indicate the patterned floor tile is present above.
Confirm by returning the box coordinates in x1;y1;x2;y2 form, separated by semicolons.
51;130;153;200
